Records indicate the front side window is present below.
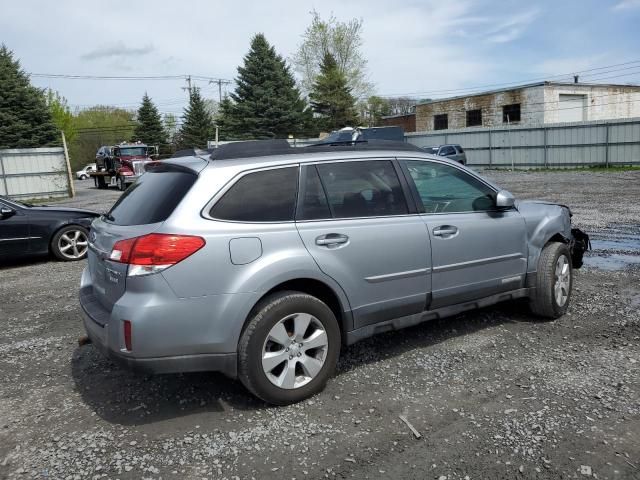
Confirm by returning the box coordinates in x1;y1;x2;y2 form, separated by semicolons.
403;160;496;213
314;160;408;219
439;146;456;156
210;167;299;222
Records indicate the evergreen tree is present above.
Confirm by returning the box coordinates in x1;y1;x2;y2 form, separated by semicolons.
0;45;59;149
134;93;166;147
179;87;214;149
309;52;358;131
218;33;312;139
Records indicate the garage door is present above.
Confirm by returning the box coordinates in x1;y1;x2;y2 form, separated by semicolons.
558;94;586;123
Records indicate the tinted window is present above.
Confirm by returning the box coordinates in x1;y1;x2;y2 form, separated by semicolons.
210;167;298;222
439;146;456;156
107;171;197;226
316;161;408;218
297;166;331;220
404;160;496;213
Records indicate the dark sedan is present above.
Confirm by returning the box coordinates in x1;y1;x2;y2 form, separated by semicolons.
0;196;99;261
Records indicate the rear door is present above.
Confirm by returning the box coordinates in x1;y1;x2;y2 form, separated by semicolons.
295;160;431;329
400;159;527;308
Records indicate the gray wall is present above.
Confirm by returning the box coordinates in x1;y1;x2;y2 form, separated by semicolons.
0;147;73;199
406;117;640;167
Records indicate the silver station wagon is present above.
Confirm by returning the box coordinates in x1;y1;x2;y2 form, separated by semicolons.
79;140;589;405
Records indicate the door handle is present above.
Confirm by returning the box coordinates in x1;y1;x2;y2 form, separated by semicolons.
315;233;349;246
433;226;458;237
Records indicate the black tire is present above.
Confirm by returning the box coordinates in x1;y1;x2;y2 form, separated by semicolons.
238;291;341;405
80;174;87;180
96;176;107;189
51;225;90;261
529;242;573;319
118;176;127;191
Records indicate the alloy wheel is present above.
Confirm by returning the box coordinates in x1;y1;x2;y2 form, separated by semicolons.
261;313;329;389
58;229;88;260
554;254;571;307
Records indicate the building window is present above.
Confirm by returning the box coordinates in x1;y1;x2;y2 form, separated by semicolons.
466;109;482;127
434;114;448;130
503;104;521;123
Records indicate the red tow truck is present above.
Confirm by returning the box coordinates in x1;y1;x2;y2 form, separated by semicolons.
90;141;159;191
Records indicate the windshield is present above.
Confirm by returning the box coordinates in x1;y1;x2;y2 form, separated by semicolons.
118;147;147;157
0;195;31;208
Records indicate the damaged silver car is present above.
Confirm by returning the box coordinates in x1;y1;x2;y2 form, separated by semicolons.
79;140;589;405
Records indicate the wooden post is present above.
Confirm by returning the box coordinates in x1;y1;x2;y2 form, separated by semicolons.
61;132;75;198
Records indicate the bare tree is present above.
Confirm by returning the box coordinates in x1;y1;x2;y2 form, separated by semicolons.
292;10;373;99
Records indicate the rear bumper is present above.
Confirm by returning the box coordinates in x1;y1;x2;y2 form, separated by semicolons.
79;282;238;378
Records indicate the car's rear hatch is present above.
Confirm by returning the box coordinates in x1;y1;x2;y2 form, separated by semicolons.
86;159;203;313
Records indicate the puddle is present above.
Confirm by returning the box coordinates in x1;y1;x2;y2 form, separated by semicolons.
583;254;640;271
582;223;640;271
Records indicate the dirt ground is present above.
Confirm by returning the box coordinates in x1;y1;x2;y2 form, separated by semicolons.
1;171;639;480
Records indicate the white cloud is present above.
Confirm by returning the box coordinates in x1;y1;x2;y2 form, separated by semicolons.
484;9;540;44
613;0;640;10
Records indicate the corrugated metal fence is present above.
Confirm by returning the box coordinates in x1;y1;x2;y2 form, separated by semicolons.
0;146;73;199
405;117;640;167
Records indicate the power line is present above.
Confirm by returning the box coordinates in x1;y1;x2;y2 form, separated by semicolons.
369;59;640;99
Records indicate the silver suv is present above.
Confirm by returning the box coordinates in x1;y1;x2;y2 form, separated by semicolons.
80;140;588;405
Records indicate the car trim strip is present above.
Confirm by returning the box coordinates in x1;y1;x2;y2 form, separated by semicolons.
365;267;431;283
0;236;41;242
433;252;524;273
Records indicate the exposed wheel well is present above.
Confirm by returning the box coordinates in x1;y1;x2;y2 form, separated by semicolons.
248;278;346;335
548;233;569;244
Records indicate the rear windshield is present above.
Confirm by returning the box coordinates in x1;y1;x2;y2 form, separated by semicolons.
105;171;196;226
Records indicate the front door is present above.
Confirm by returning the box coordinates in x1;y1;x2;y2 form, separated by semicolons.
295;161;432;329
400;159;527;309
0;200;30;257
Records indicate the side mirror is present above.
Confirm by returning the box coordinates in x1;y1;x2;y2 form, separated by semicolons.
1;206;15;218
495;190;515;209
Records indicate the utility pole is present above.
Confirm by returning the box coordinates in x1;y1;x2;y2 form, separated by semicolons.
209;78;231;103
182;75;192;96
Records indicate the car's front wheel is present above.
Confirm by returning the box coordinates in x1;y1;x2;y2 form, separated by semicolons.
238;291;340;405
51;225;89;261
529;242;572;319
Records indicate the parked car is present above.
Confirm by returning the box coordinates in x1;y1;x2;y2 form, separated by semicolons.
76;163;97;180
79;140;589;405
315;126;405;145
423;144;467;164
0;196;99;261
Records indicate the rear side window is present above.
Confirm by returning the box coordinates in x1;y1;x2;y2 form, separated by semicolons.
297;166;331;220
210;167;298;222
107;171;197;226
315;160;408;218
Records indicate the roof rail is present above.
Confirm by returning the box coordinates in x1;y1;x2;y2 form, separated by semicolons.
207;138;423;161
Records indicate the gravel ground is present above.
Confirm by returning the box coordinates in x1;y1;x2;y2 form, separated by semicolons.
1;172;639;480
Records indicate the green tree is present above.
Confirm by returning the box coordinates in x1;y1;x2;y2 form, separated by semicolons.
179;87;214;148
309;52;358;131
0;45;59;149
133;93;166;147
293;11;372;98
69;106;135;170
218;33;312;140
358;95;391;127
46;89;76;144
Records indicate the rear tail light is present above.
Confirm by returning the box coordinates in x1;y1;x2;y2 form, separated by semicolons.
110;233;205;276
123;320;132;351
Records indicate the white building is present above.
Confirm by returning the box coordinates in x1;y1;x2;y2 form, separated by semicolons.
415;81;640;132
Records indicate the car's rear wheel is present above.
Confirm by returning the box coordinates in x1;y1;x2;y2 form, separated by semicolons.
51;225;89;261
529;242;572;319
238;291;340;405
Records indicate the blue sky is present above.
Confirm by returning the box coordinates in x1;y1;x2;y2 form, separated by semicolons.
1;0;639;114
